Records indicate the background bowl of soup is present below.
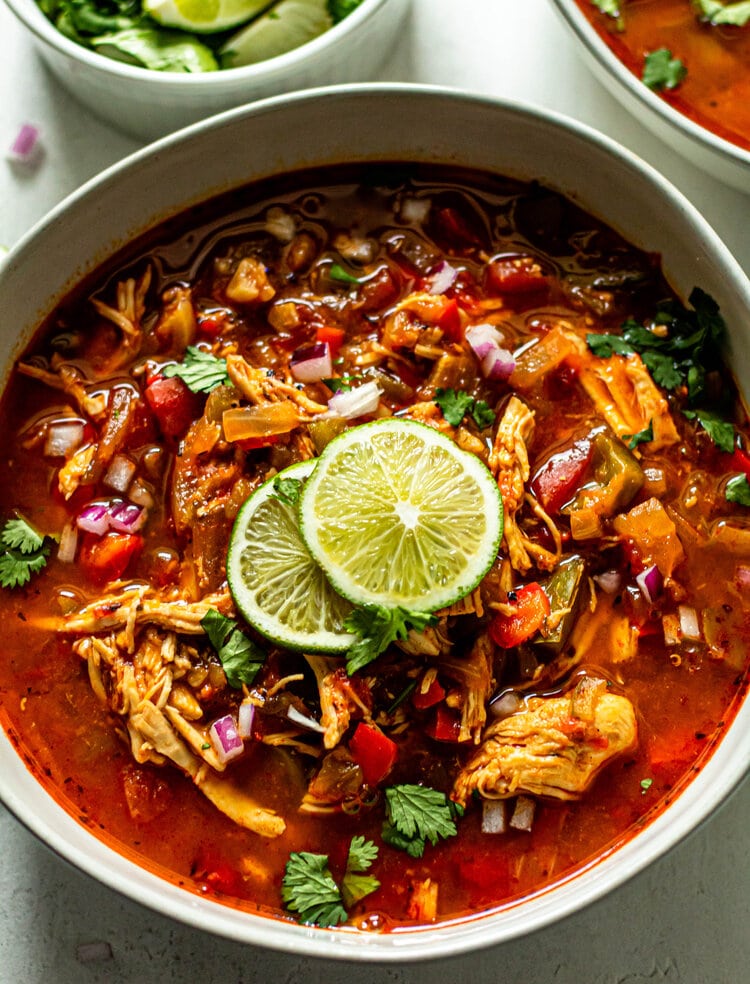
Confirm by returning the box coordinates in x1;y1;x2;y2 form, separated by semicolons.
548;0;750;193
2;0;408;141
0;84;749;961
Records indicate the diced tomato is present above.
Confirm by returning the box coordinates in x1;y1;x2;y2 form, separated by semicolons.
532;439;592;514
197;316;223;339
485;255;547;296
315;325;346;356
349;722;398;786
434;296;462;341
489;582;551;649
728;446;750;480
79;532;143;585
355;265;400;312
424;704;463;743
412;674;446;710
434;206;482;247
144;376;200;439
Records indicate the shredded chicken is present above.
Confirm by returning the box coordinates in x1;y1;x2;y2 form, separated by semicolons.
306;655;372;750
406;879;439;922
91;267;152;372
16;362;107;420
438;631;494;743
225;354;328;416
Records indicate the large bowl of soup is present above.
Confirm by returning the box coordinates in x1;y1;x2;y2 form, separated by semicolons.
548;0;750;193
0;84;749;961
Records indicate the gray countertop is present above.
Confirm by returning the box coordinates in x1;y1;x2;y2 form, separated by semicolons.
0;0;748;980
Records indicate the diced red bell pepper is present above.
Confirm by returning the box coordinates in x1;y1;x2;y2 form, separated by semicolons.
489;582;551;649
532;439;593;514
434;207;482;247
485;255;547;295
349;722;398;786
728;446;750;480
424;704;463;742
433;296;462;341
412;674;446;710
144;376;200;439
79;532;143;585
315;325;346;357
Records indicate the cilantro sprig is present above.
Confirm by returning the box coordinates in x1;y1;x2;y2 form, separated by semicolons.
434;387;496;429
282;836;380;927
726;474;750;506
642;48;687;91
270;476;303;507
591;0;621;15
163;346;230;393
200;608;265;688
683;409;735;453
381;784;463;858
622;420;654;449
695;0;750;26
0;517;51;589
343;604;438;676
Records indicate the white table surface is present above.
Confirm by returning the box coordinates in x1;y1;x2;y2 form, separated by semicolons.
0;0;748;981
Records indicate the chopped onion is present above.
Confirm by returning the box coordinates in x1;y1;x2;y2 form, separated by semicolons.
465;323;505;360
290;342;333;383
223;401;299;441
481;799;508;834
490;690;522;719
509;795;536;832
400;196;431;224
325;381;383;420
238;701;255;739
594;570;623;594
76;503;110;536
636;564;663;604
264;207;295;242
57;521;78;564
103;453;136;493
128;479;155;509
44;420;84;458
678;605;701;641
107;501;146;533
426;261;458;295
287;705;325;733
7;123;42;166
736;564;750;591
482;346;517;381
663;613;681;647
209;714;244;764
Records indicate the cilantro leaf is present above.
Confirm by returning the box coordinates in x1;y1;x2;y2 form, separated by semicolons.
642;48;687;91
695;0;750;26
471;399;496;429
340;835;380;908
382;784;462;857
683;409;735;453
641;349;683;390
726;474;750;506
434;388;496;429
591;0;621;15
323;375;361;393
346;834;379;873
586;333;635;358
1;517;45;554
271;476;303;507
328;263;364;285
200;608;265;688
281;852;348;927
163;346;229;393
343;604;438;676
0;517;50;589
623;421;654;449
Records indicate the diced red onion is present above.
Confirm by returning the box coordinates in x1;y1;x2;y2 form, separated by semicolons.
290;342;332;383
736;565;750;591
636;564;663;604
509;795;536;832
678;605;701;641
482;346;517;381
426;261;458;295
103;453;136;493
7;123;42;166
209;714;244;764
107;501;146;533
465;323;505;359
57;521;78;564
76;503;111;536
481;799;508;834
44;420;84;458
238;701;255;739
594;570;623;594
325;381;383;420
287;705;325;733
490;690;522;719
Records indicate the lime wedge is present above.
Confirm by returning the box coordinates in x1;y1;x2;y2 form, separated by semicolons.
299;419;504;611
144;0;273;34
220;0;332;68
227;460;356;653
91;28;219;71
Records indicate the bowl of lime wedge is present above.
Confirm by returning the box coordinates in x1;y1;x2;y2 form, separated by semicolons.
5;0;408;140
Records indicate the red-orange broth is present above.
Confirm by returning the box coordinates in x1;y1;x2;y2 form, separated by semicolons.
0;163;748;932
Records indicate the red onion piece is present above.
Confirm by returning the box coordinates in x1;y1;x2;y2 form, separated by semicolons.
209;714;244;764
7;123;42;166
290;342;332;383
238;701;255;739
490;690;522;719
76;504;111;536
465;323;505;360
594;570;623;594
426;261;458;295
481;346;516;381
57;521;78;564
104;453;136;493
636;564;663;604
481;799;508;834
326;380;383;420
44;420;84;458
736;564;750;591
107;501;146;533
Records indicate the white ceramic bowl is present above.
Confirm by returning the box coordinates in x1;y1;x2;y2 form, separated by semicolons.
549;0;750;193
2;0;408;141
1;84;749;962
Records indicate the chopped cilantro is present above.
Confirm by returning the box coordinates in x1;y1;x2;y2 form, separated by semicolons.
434;387;496;429
282;836;379;927
328;263;364;285
726;474;750;506
200;608;265;688
640;777;653;794
271;476;303;507
695;0;750;26
162;346;229;393
0;517;50;589
343;604;437;676
323;375;362;393
642;48;687;91
381;784;462;858
591;0;621;15
386;679;417;715
623;421;654;449
683;409;735;453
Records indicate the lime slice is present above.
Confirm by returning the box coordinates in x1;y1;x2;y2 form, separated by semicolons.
219;0;332;68
299;419;504;611
227;460;356;653
144;0;273;34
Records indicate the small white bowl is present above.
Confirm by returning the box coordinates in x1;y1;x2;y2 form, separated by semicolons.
549;0;750;193
1;84;749;961
3;0;408;141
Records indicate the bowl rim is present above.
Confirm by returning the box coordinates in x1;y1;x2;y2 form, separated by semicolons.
2;81;750;962
3;0;395;84
549;0;750;170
